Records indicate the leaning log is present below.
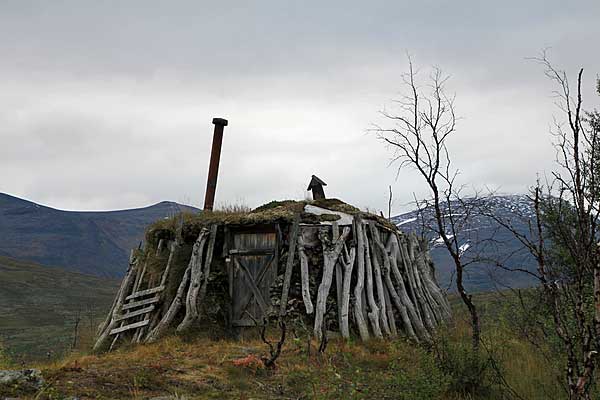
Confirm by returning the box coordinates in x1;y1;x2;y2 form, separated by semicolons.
147;264;193;342
340;243;357;338
177;229;210;332
279;214;300;316
353;217;370;341
94;254;137;351
314;225;351;340
362;226;383;338
298;234;314;314
368;223;392;336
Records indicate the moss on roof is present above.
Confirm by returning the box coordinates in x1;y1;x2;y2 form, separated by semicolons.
145;198;397;246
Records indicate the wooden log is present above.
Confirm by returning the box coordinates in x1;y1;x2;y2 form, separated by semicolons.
353;217;370;341
156;238;164;256
279;214;300;316
116;248;151;349
115;305;155;322
340;243;356;339
125;285;165;301
160;241;178;287
93;255;137;351
105;250;138;350
121;296;160;311
297;234;314;314
176;229;210;332
146;264;192;342
389;231;443;330
383;257;418;340
383;280;398;337
397;235;431;330
406;235;436;332
413;244;451;322
197;224;219;307
388;233;429;341
97;271;126;336
398;237;418;305
367;223;391;337
333;222;344;331
110;319;150;335
133;235;183;344
362;226;383;338
314;225;351;340
369;223;393;335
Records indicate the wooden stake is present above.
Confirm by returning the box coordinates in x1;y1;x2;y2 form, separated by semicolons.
340;243;357;339
353;217;370;341
177;228;210;332
314;225;350;340
279;214;300;317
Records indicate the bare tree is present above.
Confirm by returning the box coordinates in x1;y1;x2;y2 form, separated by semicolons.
373;57;481;350
492;52;600;399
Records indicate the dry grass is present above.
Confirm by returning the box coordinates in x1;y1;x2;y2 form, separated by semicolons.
6;318;563;400
21;333;444;400
1;293;573;400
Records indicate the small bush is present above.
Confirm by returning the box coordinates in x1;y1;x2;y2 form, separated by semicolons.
389;350;450;400
433;336;493;396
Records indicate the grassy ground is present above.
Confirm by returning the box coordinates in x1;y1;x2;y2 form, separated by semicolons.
0;291;569;400
0;256;119;362
0;260;568;399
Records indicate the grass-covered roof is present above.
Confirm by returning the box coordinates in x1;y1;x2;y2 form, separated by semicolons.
145;198;397;245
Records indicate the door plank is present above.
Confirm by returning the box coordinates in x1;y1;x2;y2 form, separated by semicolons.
236;258;270;317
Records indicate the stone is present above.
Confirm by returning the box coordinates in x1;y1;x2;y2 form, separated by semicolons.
0;369;44;391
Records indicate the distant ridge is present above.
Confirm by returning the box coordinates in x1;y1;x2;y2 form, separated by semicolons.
392;194;538;292
0;193;198;277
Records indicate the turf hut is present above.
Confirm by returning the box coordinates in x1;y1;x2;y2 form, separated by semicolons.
95;198;451;351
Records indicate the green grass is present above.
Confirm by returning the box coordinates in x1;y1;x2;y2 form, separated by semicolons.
0;256;118;362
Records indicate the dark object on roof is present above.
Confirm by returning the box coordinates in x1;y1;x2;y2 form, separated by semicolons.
307;175;327;200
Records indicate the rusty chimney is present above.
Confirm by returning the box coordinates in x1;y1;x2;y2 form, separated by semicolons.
203;117;228;211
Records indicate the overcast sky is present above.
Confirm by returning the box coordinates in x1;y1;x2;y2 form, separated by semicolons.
1;1;598;214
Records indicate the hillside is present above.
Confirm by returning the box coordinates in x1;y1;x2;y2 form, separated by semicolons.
0;193;197;277
0;256;119;361
393;195;538;292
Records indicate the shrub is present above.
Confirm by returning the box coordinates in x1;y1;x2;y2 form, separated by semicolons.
433;336;493;396
389;351;450;400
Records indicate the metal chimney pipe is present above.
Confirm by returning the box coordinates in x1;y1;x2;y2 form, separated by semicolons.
203;117;228;211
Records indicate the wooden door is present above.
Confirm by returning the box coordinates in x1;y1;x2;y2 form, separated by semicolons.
229;228;278;326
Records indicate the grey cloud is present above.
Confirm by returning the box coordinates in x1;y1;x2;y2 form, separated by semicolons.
0;0;599;213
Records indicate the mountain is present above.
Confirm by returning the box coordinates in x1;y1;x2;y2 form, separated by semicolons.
0;193;198;278
392;195;538;292
0;255;119;360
